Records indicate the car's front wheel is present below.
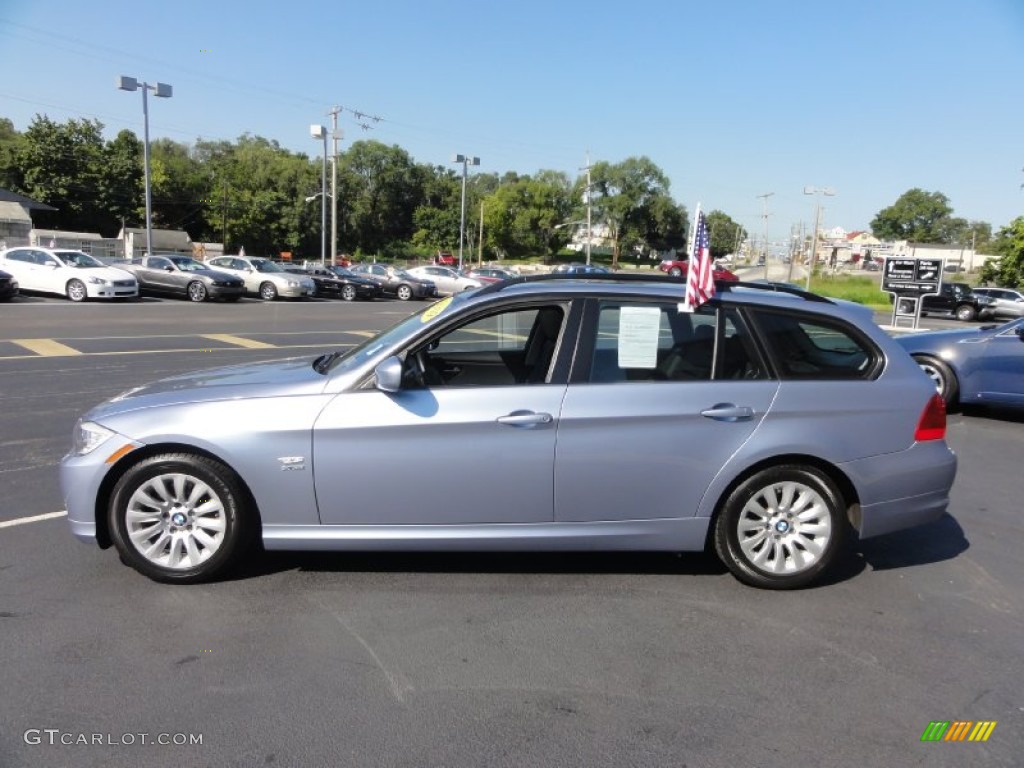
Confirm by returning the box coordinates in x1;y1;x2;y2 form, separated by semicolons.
187;281;208;302
108;453;254;584
66;279;87;302
913;354;958;408
668;267;683;277
396;284;413;301
341;284;357;301
713;465;845;589
259;281;278;301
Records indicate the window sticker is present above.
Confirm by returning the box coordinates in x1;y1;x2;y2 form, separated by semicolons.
617;306;661;368
420;296;453;323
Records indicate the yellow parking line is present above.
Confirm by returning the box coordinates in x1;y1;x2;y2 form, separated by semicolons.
10;338;83;356
200;333;276;349
346;330;376;338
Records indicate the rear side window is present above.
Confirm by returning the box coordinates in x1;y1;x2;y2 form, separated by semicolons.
749;310;879;380
587;301;764;383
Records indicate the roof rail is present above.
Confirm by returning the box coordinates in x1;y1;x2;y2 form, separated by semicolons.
474;272;832;303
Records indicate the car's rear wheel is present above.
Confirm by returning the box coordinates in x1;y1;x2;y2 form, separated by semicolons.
187;281;208;302
396;284;413;301
954;304;976;322
66;279;87;302
341;284;357;301
714;465;845;589
668;267;683;277
259;281;278;301
912;354;958;408
108;453;253;584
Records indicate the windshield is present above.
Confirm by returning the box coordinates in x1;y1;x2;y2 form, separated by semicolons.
169;257;206;272
251;258;283;273
55;251;104;268
331;267;357;277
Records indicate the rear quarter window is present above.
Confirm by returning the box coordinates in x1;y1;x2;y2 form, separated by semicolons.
748;309;880;380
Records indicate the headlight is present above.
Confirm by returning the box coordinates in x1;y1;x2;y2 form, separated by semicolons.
71;421;114;456
286;280;299;288
87;276;110;285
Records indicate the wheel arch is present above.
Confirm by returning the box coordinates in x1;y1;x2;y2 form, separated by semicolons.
703;453;860;547
93;442;262;550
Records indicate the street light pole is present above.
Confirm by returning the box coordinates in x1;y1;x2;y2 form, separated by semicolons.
581;153;593;266
803;186;835;290
328;106;342;267
117;76;172;259
311;125;328;265
452;154;480;272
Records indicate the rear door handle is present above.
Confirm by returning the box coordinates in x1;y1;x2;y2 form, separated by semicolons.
700;403;754;422
497;411;553;428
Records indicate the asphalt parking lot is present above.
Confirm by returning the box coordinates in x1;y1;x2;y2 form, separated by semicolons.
1;294;1021;767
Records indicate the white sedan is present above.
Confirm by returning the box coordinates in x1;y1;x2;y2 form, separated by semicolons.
406;265;482;296
0;246;138;301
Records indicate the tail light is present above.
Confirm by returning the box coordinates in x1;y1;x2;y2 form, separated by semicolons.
914;394;947;441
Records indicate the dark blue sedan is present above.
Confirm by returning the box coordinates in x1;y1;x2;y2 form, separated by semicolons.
894;317;1024;410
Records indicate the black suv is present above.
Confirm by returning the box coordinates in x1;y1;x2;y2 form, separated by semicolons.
921;282;994;322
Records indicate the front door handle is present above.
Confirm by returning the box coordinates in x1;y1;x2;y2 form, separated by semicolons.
497;411;553;428
700;403;754;422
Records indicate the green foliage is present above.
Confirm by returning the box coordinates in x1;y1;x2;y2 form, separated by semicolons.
870;188;965;243
483;171;573;261
704;210;746;260
979;216;1024;288
808;275;890;308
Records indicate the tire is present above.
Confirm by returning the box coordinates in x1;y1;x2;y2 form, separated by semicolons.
713;465;846;589
912;354;959;408
396;284;413;301
341;284;357;302
954;304;976;322
66;279;87;302
259;281;278;301
187;281;208;302
108;453;255;584
668;267;683;277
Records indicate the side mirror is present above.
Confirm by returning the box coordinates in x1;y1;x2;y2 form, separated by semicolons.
374;356;404;393
164;266;174;272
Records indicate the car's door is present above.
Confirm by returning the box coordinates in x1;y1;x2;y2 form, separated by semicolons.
554;300;778;523
144;256;175;292
313;301;574;525
974;324;1024;406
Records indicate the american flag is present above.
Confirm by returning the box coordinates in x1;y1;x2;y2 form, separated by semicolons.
685;210;715;309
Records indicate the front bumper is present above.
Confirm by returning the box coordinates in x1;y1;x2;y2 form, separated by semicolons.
207;283;246;299
60;439;140;545
277;283;316;298
87;282;138;299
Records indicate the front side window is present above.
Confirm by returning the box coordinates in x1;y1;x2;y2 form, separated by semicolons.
406;305;566;388
749;309;879;380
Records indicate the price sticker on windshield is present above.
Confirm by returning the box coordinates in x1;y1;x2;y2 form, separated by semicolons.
421;296;453;323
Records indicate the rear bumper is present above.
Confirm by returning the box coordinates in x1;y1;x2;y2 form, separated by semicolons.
844;441;958;539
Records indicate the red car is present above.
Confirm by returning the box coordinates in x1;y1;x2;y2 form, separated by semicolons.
658;259;739;281
464;267;518;284
434;251;457;266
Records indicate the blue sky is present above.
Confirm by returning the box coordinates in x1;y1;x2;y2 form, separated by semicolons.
2;0;1022;244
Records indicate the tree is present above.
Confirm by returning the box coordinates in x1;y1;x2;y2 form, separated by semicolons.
704;210;746;260
96;129;144;235
482;171;573;261
869;189;961;243
15;116;107;232
0;117;24;191
979;217;1024;288
337;140;424;256
587;157;673;268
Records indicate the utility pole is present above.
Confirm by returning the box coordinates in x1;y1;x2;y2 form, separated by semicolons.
478;199;484;266
580;152;593;266
757;192;774;280
222;181;228;251
328;106;342;267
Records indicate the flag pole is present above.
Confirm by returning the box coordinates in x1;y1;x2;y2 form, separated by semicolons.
681;202;702;312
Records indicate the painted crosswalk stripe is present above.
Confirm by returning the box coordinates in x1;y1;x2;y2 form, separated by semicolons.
200;333;276;349
10;338;83;356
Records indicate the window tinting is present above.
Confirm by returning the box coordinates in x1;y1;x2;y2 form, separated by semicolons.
750;310;877;380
